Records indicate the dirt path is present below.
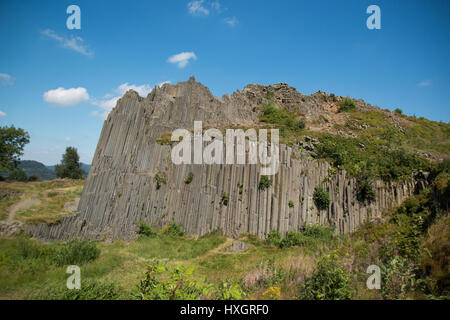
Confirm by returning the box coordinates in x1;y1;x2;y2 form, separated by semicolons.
7;195;41;222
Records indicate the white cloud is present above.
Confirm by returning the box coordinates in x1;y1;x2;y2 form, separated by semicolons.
157;81;171;87
117;83;152;97
91;96;119;120
43;87;90;106
65;136;71;142
0;73;14;85
224;16;239;27
91;81;170;120
417;80;431;87
188;0;209;16
168;52;197;68
210;1;223;12
0;110;6;118
41;29;94;57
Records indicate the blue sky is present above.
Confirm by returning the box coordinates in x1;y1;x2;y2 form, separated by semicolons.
0;0;449;165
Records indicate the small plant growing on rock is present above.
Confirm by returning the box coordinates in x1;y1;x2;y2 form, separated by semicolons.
221;193;229;206
313;185;330;211
184;172;193;184
237;183;244;195
288;200;294;208
259;175;272;191
356;174;376;204
154;172;166;190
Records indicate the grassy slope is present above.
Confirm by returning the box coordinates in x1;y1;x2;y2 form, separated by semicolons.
0;179;83;224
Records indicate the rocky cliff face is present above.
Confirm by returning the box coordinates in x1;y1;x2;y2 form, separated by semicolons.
25;77;426;241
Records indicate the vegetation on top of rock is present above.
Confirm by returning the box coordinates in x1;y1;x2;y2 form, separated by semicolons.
337;98;357;113
259;103;306;132
315;132;430;181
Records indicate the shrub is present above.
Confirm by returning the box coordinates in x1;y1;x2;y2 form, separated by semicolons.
394;108;403;115
420;214;450;296
338;98;356;113
356;174;376;203
52;240;100;267
216;281;245;300
137;261;215;300
7;168;27;181
27;174;39;182
184;172;193;184
259;175;272;191
162;222;184;237
266;230;282;246
288;200;294;208
381;255;416;300
299;255;353;300
279;231;306;248
313;186;330;211
137;221;157;237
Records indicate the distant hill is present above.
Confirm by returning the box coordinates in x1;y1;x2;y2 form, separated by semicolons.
18;160;57;180
46;163;91;177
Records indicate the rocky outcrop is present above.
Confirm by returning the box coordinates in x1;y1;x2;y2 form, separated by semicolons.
0;221;23;237
24;78;426;241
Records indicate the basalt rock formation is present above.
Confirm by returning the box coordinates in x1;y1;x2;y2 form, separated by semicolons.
25;77;427;241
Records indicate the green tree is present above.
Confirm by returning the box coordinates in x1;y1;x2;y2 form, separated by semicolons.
0;125;30;171
7;167;27;181
55;147;85;179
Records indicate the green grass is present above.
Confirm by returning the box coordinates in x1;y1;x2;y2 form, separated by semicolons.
0;179;84;223
259;103;306;132
130;231;225;261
